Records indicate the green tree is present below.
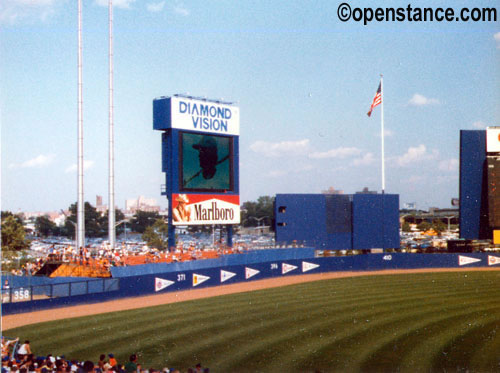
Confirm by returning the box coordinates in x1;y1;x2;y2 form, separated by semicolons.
402;221;412;233
62;203;127;238
103;209;126;236
1;211;24;225
1;214;30;251
35;215;57;237
241;195;275;230
130;210;161;234
142;218;168;250
417;221;432;232
63;202;107;238
432;219;447;236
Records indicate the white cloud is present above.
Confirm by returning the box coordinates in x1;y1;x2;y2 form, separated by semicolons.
436;175;458;184
352;152;375;166
147;1;164;12
266;164;314;178
402;175;426;184
65;160;95;173
397;144;437;167
438;158;458;172
0;0;60;24
95;0;135;9
9;154;55;169
250;139;310;157
472;121;487;129
309;147;361;159
267;170;288;178
408;93;440;106
173;1;189;16
383;129;394;137
495;32;500;49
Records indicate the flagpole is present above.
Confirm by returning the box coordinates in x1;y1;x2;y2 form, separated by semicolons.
380;74;385;194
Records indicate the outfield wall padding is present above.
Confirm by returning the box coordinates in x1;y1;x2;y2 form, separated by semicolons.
3;253;499;316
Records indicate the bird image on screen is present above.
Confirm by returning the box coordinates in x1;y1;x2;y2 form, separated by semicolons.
181;132;232;191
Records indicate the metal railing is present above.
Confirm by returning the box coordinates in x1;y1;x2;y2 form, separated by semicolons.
1;278;119;304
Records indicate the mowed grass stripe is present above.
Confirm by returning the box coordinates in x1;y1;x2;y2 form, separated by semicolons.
8;271;500;372
264;300;500;373
94;278;499;368
431;318;500;372
355;306;500;373
28;275;477;355
264;297;500;372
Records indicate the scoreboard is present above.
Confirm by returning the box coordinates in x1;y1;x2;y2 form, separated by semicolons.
487;156;500;228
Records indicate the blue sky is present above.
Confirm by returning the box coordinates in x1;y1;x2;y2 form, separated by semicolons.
1;0;499;213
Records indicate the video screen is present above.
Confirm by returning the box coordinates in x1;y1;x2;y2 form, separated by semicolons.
180;132;233;192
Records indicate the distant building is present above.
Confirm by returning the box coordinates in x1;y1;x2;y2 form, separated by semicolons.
355;187;377;195
22;211;67;227
125;196;160;214
321;187;344;195
96;195;107;214
400;208;459;226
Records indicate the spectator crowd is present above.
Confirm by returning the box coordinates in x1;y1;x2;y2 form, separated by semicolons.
2;338;209;373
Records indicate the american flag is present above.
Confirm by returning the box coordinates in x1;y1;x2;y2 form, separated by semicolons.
367;82;382;117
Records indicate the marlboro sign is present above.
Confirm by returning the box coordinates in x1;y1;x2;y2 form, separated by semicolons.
171;193;240;225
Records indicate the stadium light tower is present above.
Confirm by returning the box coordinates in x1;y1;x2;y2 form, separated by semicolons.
76;0;85;250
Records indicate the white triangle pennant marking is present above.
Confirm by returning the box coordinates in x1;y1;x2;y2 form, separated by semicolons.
193;273;210;287
488;256;500;266
220;270;236;283
282;263;297;275
458;255;481;266
155;277;174;292
245;267;260;280
302;261;320;273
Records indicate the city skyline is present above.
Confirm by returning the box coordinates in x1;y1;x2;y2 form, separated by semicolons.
1;1;499;213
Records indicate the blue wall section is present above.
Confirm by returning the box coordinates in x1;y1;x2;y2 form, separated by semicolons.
460;130;490;239
352;194;400;250
275;193;399;250
352;194;383;249
275;194;328;247
4;253;499;316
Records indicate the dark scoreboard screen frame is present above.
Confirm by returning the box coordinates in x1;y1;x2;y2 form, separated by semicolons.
178;131;235;193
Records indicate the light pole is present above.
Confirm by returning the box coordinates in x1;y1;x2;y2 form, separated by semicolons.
249;216;270;234
61;210;78;247
115;219;129;244
444;216;454;232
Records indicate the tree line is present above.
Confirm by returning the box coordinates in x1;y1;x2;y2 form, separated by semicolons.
1;196;276;252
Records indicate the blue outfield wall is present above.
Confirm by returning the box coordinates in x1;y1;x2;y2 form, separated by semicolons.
3;252;500;316
110;248;317;277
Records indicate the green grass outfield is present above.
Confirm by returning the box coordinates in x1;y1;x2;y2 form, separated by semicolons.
8;271;500;372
